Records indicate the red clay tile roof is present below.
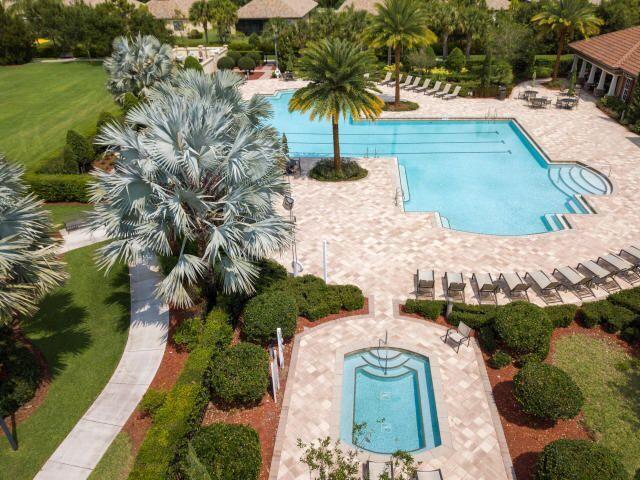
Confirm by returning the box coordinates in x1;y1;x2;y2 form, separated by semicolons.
237;0;317;19
569;26;640;77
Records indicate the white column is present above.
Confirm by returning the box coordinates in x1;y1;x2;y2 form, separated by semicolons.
571;55;578;73
587;64;597;84
597;69;607;91
579;58;588;78
608;75;619;97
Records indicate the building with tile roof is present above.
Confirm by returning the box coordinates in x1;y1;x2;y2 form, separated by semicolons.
146;0;200;35
236;0;318;35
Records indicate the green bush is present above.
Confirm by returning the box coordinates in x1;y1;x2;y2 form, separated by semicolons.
254;259;288;294
446;47;466;72
448;303;496;329
621;326;640;344
577;300;636;331
228;40;251;51
122;91;140;112
309;159;368;182
209;343;269;406
478;325;497;353
599;95;627;114
217;56;236;70
188;423;262;480
25;174;91;202
226;50;242;63
608;287;640;313
247;50;262;66
139;388;167;418
64;130;94;173
332;284;365;311
184;55;203;71
489;350;512;369
544;304;577;328
404;299;446;320
96;111;120;131
174;316;203;351
242;290;298;344
494;302;552;360
237;55;256;71
0;330;41;417
514;362;583;421
534;66;553;78
536;439;628;480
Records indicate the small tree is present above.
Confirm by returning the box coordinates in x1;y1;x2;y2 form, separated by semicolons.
189;0;214;44
446;47;466;72
385;451;421;480
297;437;360;480
64;130;94;173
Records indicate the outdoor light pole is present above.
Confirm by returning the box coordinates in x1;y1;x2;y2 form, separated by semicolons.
283;195;302;276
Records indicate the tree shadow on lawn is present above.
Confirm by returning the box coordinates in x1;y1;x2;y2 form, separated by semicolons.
106;266;133;334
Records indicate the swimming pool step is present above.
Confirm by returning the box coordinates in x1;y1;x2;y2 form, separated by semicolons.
361;351;410;370
544;213;572;232
359;364;414;378
549;166;610;197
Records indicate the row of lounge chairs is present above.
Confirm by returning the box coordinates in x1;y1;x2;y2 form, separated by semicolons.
378;73;461;100
415;246;640;305
366;461;442;480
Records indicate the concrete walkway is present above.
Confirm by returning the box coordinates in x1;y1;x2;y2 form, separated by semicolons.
34;238;169;479
59;227;108;254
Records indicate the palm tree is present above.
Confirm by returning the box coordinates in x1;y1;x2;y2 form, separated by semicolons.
90;70;293;308
531;0;603;80
0;156;66;326
104;34;173;102
366;0;437;107
458;2;489;61
210;0;237;44
430;0;461;58
288;39;383;173
189;0;214;44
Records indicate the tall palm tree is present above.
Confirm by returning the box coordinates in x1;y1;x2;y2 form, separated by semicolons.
458;1;489;61
429;0;461;59
366;0;437;107
210;0;237;44
531;0;603;80
288;39;383;173
104;34;173;102
90;70;293;308
189;0;214;44
0;156;66;326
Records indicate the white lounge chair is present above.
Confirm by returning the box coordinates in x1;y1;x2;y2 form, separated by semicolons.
416;268;435;300
443;85;461;100
499;272;530;301
619;245;640;268
434;83;452;98
445;271;466;303
525;270;563;304
365;460;392;480
598;253;640;285
379;72;393;85
442;321;472;353
416;470;444;480
577;260;620;293
552;266;594;299
472;273;498;305
425;81;442;95
399;75;414;89
404;76;422;90
415;78;432;93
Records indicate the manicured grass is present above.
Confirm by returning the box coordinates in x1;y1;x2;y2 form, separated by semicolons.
45;202;92;229
554;335;640;477
88;432;134;480
0;243;130;479
0;61;117;171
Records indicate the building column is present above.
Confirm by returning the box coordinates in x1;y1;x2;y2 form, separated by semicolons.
607;75;619;97
579;58;588;78
571;55;578;73
587;64;597;84
597;69;608;91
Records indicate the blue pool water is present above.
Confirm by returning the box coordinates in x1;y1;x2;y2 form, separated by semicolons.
340;348;441;454
264;90;610;236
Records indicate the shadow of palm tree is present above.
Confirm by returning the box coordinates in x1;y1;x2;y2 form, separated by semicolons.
610;359;640;433
106;267;132;333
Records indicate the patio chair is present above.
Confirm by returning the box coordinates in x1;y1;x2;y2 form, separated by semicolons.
619;245;640;268
443;85;462;100
416;268;435;300
525;270;563;304
434;83;452;98
442;321;472;353
403;76;422;90
445;271;466;303
416;470;444;480
415;78;432;93
472;273;498;305
499;272;530;301
597;253;640;285
379;72;393;85
576;260;620;293
365;460;392;480
552;266;594;299
425;81;442;96
399;75;414;89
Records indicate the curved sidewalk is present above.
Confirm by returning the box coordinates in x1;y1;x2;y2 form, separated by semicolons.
34;233;169;480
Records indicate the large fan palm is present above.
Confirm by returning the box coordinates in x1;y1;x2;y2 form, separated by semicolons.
366;0;437;107
104;34;174;102
531;0;603;80
89;70;293;308
0;156;66;326
289;39;383;172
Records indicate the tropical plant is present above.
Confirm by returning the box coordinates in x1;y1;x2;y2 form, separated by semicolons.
104;34;173;102
289;39;382;173
210;0;237;44
0;4;34;66
297;437;360;480
430;0;461;58
366;0;437;106
0;156;66;326
531;0;603;80
458;2;490;61
89;70;292;308
189;0;214;44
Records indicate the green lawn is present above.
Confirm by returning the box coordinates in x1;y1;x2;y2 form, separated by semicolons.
554;335;640;477
45;202;93;229
0;243;130;479
0;61;117;171
89;432;134;480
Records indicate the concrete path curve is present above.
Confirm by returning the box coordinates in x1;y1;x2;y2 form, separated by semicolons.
34;233;169;480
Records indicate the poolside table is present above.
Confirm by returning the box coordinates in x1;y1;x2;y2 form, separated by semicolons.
556;97;578;109
529;97;549;109
522;90;538;101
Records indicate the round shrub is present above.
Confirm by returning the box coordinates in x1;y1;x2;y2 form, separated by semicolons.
478;325;497;353
309;159;368;182
248;50;262;65
534;65;553;78
489;350;512;369
0;330;41;417
190;423;261;480
445;47;465;72
183;55;203;72
210;343;269;406
217;56;235;70
332;284;365;311
226;50;242;63
254;259;288;294
494;302;553;360
173;316;202;351
514;362;583;421
544;304;577;328
242;290;297;344
536;439;628;480
237;56;256;71
404;299;446;320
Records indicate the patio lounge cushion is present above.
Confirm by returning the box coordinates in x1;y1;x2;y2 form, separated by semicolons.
446;271;465;289
501;272;528;291
417;470;443;480
555;266;587;285
600;254;634;272
474;273;495;291
623;245;640;261
528;270;560;290
580;260;611;279
418;269;435;288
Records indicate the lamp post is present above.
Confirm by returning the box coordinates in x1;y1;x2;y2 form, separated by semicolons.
282;195;302;276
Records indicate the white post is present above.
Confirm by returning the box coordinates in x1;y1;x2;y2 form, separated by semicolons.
276;327;285;368
579;59;588;79
597;70;607;91
322;240;328;283
608;75;619;97
571;55;578;73
587;64;597;84
270;347;279;400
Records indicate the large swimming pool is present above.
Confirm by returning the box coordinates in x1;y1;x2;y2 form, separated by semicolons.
265;90;611;236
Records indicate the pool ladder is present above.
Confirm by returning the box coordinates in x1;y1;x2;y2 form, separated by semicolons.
377;330;389;375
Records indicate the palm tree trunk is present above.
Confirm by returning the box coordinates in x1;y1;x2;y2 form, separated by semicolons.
442;34;449;58
394;44;401;107
332;114;341;172
204;21;209;44
387;45;392;66
465;33;472;61
552;30;566;81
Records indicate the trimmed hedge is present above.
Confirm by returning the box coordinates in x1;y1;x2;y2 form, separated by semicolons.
544;304;577;328
609;287;640;313
478;325;497;353
332;284;365;311
138;388;167;418
494;302;553;361
217;56;235;70
404;299;446;320
209;342;269;407
242;290;298;344
24;174;91;202
188;423;262;480
536;439;628;480
577;300;636;332
514;362;583;421
183;55;203;72
128;311;233;480
237;55;256;71
268;275;344;321
489;350;512;369
448;303;496;329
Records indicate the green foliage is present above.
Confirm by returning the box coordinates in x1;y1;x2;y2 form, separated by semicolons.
514;362;584;421
25;174;90;202
217;56;236;70
333;284;365;311
608;287;640;313
228;40;251;51
448;303;496;329
187;423;261;480
0;5;34;66
309;159;368;181
174;316;204;351
122;92;141;112
577;300;636;331
536;439;628;480
184;56;203;72
242;290;298;344
534;66;553;78
404;299;446;320
626;71;640;125
237;55;256;71
63;130;94;173
96;111;120;131
478;325;497;353
226;50;243;63
0;328;41;417
621;326;640;344
446;47;466;72
209;342;269;406
599;95;627;114
297;437;360;480
489;350;512;369
544;304;577;328
493;302;553;360
138;388;167;418
406;46;437;71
